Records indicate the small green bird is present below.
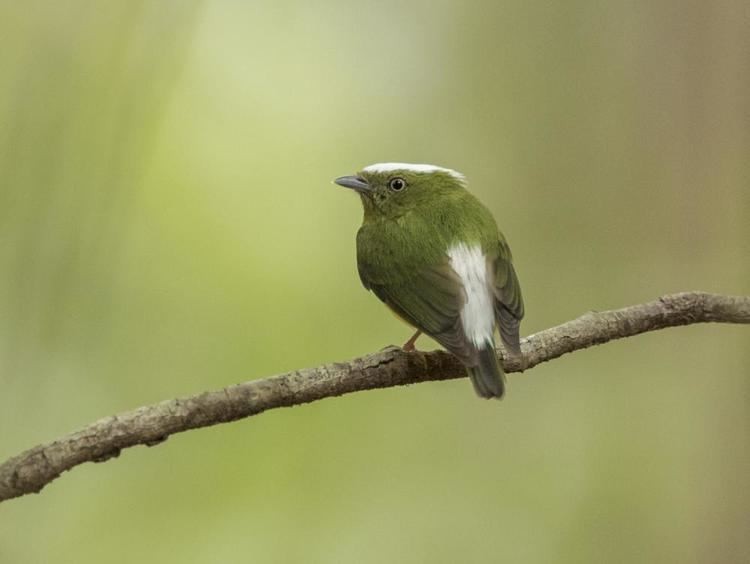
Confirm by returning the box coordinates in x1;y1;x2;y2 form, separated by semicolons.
335;163;524;399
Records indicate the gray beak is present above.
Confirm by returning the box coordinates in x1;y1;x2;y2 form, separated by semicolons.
334;175;370;192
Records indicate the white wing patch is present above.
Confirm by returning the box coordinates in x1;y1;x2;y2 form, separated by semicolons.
363;162;466;182
447;243;495;347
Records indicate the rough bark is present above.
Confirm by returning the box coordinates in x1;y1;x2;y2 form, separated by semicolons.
1;291;748;504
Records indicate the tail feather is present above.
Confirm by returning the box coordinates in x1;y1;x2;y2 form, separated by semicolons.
468;343;505;399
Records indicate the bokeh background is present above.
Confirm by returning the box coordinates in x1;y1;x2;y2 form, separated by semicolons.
1;1;748;562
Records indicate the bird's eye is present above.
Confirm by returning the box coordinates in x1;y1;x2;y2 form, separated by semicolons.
389;177;406;191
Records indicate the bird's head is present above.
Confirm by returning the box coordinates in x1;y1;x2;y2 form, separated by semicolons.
334;162;466;220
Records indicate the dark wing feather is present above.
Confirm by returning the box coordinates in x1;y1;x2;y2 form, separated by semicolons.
491;241;524;356
366;261;478;366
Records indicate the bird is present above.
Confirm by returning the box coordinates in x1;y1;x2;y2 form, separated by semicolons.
334;163;524;399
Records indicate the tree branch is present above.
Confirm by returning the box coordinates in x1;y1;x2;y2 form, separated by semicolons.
1;291;748;503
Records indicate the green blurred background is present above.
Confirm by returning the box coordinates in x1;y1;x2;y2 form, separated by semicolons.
1;1;748;562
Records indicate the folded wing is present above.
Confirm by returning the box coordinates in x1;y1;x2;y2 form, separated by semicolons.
490;239;524;355
359;259;478;366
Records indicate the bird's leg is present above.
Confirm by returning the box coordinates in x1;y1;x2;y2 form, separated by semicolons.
402;330;422;352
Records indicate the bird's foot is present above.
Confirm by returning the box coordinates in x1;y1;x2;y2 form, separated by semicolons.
401;330;422;352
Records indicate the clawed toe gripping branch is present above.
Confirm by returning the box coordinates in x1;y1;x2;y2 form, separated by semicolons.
1;291;748;503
